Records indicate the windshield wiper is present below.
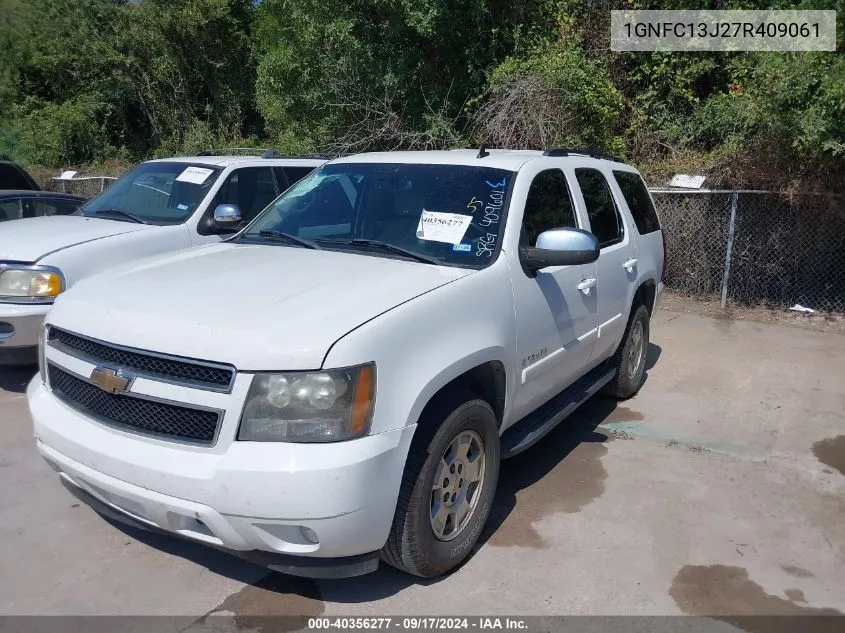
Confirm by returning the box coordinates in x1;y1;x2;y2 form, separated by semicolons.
255;230;321;250
91;208;149;224
318;238;440;265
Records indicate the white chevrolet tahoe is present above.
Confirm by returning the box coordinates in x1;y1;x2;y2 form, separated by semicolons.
28;148;665;579
0;151;323;364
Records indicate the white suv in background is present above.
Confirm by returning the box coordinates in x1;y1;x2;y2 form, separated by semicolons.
0;151;324;364
28;148;665;579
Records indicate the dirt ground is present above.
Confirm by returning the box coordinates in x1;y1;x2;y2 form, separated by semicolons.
1;304;843;627
660;292;845;335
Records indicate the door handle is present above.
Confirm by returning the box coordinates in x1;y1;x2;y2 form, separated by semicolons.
623;258;638;272
577;277;597;295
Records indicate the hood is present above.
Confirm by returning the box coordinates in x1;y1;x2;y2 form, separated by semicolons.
0;216;151;262
48;242;474;370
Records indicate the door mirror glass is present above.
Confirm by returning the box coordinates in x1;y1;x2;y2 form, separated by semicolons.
523;227;599;272
214;203;242;224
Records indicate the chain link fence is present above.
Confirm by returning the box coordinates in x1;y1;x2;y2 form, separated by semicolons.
651;189;845;313
51;176;118;197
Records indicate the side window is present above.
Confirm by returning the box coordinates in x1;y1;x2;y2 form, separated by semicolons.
522;169;577;245
613;170;661;234
575;168;623;248
0;163;36;190
31;198;83;217
0;198;23;221
283;167;315;188
272;167;289;191
213;167;278;224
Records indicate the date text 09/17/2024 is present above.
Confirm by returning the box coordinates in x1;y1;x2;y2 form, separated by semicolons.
306;617;529;630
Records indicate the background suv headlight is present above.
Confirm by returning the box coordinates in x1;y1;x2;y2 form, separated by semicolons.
238;363;376;442
0;265;64;303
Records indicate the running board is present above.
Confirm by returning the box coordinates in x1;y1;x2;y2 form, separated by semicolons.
500;363;616;458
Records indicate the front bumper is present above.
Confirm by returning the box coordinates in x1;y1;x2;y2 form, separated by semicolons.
28;377;416;577
0;302;50;363
57;472;381;578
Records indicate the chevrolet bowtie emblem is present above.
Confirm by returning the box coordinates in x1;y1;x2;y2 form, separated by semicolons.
90;366;131;394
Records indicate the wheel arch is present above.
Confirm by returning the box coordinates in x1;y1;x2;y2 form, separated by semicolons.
409;352;508;435
631;277;657;317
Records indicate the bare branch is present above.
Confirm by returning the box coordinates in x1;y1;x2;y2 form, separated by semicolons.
471;72;578;149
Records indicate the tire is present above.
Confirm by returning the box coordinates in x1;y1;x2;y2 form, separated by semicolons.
602;304;650;399
381;389;500;578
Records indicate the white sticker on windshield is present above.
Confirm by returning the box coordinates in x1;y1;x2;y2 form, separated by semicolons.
416;210;473;245
175;166;214;185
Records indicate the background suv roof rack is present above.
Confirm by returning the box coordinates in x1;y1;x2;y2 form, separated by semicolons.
195;148;341;160
542;147;624;163
196;148;282;157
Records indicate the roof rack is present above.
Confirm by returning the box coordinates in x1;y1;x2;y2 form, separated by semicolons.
196;148;283;158
542;147;625;163
195;148;343;160
303;152;346;160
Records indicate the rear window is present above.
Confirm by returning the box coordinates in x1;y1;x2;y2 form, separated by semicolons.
0;163;38;190
613;171;661;235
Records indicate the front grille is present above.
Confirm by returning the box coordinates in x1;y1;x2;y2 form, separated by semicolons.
48;327;234;391
48;365;221;444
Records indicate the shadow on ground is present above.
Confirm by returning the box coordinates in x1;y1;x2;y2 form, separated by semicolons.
98;344;663;607
0;365;36;394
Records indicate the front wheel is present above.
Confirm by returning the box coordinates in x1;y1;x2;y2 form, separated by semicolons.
602;304;650;399
381;390;500;578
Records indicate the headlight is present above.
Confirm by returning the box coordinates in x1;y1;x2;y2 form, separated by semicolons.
238;363;376;442
0;266;64;303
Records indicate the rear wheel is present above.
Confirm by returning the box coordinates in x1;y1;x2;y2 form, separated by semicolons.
381;390;500;578
602;304;650;399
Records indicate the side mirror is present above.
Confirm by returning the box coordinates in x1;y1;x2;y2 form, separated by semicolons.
521;227;600;273
213;204;242;224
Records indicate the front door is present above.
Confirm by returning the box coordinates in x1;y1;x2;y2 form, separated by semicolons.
509;168;599;423
191;166;281;246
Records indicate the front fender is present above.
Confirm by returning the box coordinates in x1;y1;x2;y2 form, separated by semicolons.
322;261;517;437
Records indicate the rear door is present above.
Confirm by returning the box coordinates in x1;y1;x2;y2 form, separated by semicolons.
610;169;664;297
572;167;637;363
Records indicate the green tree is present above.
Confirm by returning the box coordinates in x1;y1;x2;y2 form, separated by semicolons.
0;0;258;164
253;0;527;153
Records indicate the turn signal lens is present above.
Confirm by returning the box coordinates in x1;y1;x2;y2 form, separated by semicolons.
349;363;375;437
29;272;63;297
0;268;64;302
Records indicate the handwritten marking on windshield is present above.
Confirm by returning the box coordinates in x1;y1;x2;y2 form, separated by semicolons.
485;178;507;188
480;189;504;228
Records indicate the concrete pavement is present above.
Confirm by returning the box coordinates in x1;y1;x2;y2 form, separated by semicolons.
1;306;843;620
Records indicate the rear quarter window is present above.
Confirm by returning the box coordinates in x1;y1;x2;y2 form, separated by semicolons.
613;170;661;235
0;163;38;190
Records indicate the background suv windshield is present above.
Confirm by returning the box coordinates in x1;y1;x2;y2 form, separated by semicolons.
81;162;221;224
241;163;514;267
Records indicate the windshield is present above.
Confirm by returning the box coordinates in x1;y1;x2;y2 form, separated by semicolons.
81;162;222;224
238;163;515;268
